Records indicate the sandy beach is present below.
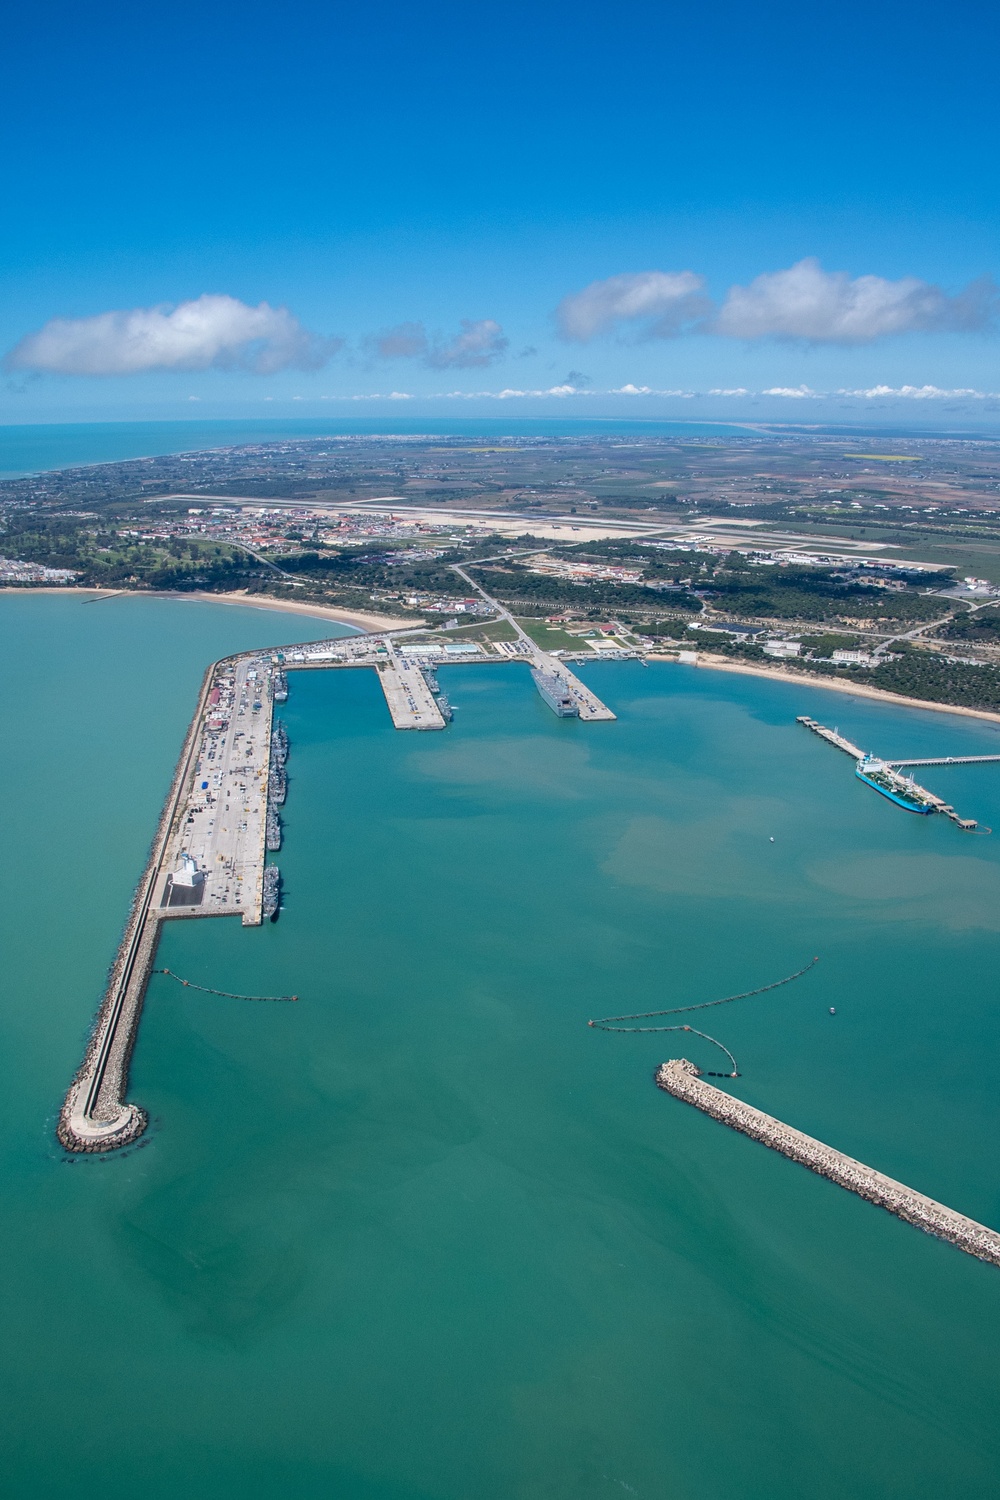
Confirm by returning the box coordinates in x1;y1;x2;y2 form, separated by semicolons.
0;585;124;598
649;650;1000;727
182;590;417;632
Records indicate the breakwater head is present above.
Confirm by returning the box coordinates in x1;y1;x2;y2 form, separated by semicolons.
656;1060;1000;1268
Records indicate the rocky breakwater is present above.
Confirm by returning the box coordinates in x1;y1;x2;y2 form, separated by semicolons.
657;1059;1000;1268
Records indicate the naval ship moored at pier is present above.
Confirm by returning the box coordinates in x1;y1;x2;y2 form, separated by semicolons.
530;667;578;717
262;865;281;920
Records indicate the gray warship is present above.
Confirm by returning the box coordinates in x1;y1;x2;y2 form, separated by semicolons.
262;865;281;920
530;667;578;717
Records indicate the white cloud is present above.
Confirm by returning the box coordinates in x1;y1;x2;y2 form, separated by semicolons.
448;384;585;398
4;294;339;376
372;318;508;369
556;270;710;341
340;390;415;400
715;259;997;344
836;383;998;399
261;381;999;404
426;319;508;368
371;322;428;360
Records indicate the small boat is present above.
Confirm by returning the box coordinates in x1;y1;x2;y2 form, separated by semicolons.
829;1006;836;1015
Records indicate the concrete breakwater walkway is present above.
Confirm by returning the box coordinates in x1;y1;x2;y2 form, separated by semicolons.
657;1060;1000;1268
58;661;222;1152
58;646;280;1152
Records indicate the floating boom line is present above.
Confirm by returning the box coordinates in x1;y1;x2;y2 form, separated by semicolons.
153;968;298;1003
648;1025;739;1076
587;958;820;1079
587;1019;738;1076
587;957;818;1032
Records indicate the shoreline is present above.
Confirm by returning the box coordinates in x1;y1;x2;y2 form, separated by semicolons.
181;591;418;632
0;585;416;633
8;588;1000;724
650;651;1000;727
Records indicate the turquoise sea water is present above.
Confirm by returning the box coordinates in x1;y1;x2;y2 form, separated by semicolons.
0;418;752;477
3;593;1000;1498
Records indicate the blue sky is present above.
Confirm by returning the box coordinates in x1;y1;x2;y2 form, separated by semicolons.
3;0;999;426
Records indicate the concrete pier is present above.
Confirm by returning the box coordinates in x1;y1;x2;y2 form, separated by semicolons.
796;715;866;758
59;651;282;1152
657;1060;1000;1268
59;660;219;1151
160;653;276;925
554;662;617;721
888;754;1000;768
797;714;988;829
376;643;447;729
449;563;616;721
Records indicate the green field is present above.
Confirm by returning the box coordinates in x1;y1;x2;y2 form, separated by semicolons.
436;618;519;644
514;617;589;651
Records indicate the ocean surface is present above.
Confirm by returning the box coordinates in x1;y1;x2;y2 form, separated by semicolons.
3;592;1000;1499
0;417;752;477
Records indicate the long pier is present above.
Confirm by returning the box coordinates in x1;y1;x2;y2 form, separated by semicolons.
449;563;616;721
797;715;993;829
657;1060;1000;1268
888;755;1000;768
555;661;618;721
376;642;447;729
59;650;283;1151
58;663;212;1152
796;716;865;758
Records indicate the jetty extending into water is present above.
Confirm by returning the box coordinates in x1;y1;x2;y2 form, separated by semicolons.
376;641;447;729
450;562;616;722
797;714;1000;828
59;649;286;1151
657;1060;1000;1268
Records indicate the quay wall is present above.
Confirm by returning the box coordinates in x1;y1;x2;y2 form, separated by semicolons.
656;1060;1000;1269
58;658;221;1153
245;673;275;924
